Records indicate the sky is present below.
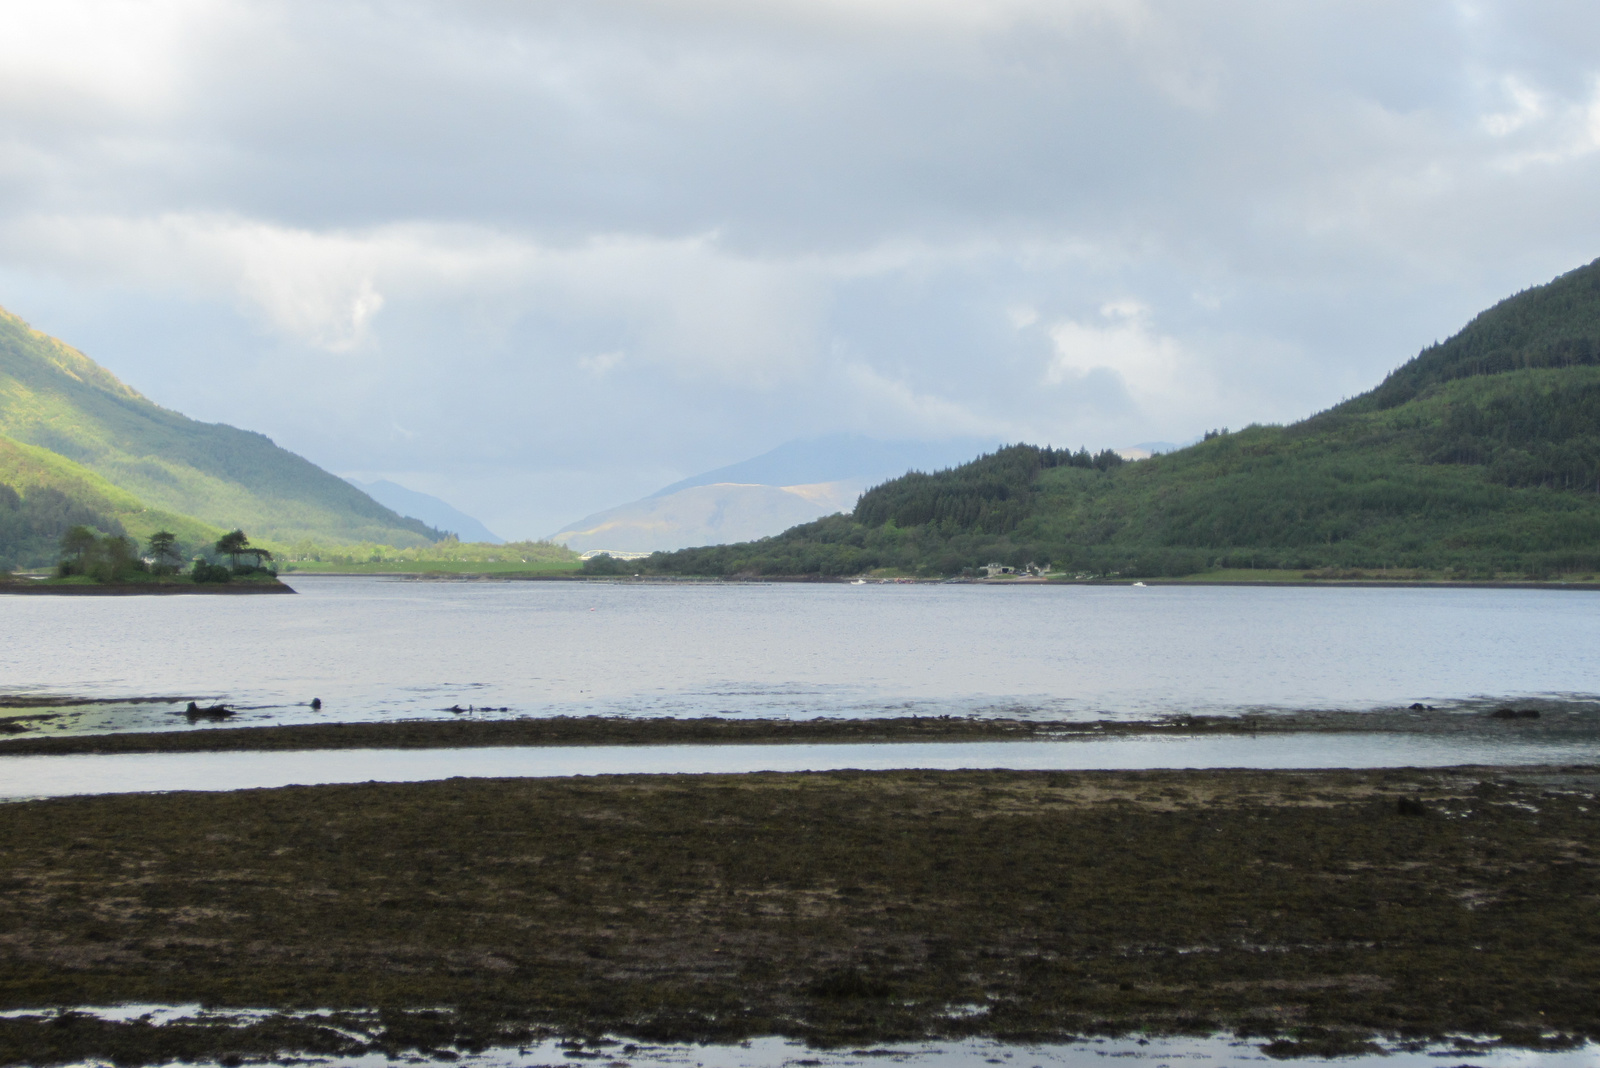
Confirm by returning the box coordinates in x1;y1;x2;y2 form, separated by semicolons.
2;0;1599;539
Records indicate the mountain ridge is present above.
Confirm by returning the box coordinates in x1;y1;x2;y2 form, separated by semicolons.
0;305;444;552
640;257;1600;578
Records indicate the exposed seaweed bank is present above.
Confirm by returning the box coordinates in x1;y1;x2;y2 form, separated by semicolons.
0;766;1595;1065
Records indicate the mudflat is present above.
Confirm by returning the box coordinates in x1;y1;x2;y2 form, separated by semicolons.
0;765;1596;1065
3;705;1592;753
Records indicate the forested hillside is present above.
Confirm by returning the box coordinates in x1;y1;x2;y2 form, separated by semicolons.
0;306;443;549
644;257;1600;579
0;433;220;569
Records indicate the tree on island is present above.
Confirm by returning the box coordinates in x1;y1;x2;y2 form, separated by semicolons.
215;529;274;572
56;526;142;582
146;530;181;575
59;525;99;569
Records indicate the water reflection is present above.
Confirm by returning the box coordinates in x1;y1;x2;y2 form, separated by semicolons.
1;1006;1594;1068
5;733;1600;799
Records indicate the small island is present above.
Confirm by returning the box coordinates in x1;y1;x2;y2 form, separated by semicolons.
0;526;293;594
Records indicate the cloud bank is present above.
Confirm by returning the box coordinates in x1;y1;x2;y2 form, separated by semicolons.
1;0;1598;535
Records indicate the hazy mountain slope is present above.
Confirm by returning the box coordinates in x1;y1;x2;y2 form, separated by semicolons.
553;435;999;552
646;258;1600;578
552;481;862;553
647;435;1001;498
345;478;504;544
0;306;442;548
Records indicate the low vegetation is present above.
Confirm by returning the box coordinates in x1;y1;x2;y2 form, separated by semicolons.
0;767;1594;1065
277;537;580;574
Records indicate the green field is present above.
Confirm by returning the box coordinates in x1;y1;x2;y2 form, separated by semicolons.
284;557;580;575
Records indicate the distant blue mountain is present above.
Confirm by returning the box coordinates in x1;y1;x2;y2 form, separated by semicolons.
648;434;1003;499
550;435;1006;553
343;478;504;544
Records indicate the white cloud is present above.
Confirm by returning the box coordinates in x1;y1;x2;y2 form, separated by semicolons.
1045;302;1196;419
839;361;1018;440
579;351;625;375
1481;76;1544;137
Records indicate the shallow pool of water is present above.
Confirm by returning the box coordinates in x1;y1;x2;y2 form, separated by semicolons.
4;733;1598;799
2;1005;1595;1068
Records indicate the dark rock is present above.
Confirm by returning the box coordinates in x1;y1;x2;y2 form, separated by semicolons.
1397;797;1428;817
1490;708;1540;720
184;702;234;723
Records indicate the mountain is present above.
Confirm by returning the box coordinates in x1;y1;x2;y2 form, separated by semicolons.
642;257;1600;578
552;480;863;553
0;306;442;550
0;432;221;568
344;478;504;544
551;435;1000;553
646;435;1002;498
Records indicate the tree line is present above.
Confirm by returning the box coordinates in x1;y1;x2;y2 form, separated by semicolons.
54;527;273;583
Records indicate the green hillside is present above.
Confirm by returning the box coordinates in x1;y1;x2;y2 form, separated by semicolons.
644;257;1600;579
0;306;442;549
0;433;221;569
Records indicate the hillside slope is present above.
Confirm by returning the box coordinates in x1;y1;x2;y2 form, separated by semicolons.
645;257;1600;578
0;433;221;568
0;307;441;548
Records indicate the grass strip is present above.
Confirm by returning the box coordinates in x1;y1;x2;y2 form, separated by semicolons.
0;766;1596;1064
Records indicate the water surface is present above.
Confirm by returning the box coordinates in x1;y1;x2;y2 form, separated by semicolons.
6;733;1599;799
4;578;1599;735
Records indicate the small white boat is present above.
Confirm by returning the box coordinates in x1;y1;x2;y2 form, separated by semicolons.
850;579;867;585
1131;581;1147;587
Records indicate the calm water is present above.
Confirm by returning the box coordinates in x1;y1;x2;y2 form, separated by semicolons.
5;733;1600;799
3;577;1600;735
1;1008;1594;1068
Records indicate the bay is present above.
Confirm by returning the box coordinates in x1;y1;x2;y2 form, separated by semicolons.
3;577;1599;737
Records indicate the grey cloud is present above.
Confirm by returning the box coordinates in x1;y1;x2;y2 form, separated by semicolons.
2;1;1600;536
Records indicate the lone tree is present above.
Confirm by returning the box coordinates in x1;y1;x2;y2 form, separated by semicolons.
59;525;98;567
146;530;181;574
215;529;251;570
214;529;274;571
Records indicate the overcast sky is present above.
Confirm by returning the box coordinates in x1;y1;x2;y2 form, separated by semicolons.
3;0;1599;538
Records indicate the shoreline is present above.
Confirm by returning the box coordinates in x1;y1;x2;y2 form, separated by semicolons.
280;570;1600;590
0;765;1594;1062
1;706;1591;755
0;579;295;595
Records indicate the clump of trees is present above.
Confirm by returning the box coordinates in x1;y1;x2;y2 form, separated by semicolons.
52;526;275;583
191;530;274;583
0;483;125;571
56;527;148;583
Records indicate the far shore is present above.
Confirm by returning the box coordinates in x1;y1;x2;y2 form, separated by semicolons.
276;570;1600;589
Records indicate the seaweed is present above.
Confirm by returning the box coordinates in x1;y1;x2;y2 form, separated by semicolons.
0;767;1595;1064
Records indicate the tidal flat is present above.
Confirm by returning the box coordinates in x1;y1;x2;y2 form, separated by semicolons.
0;766;1596;1066
3;703;1594;755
